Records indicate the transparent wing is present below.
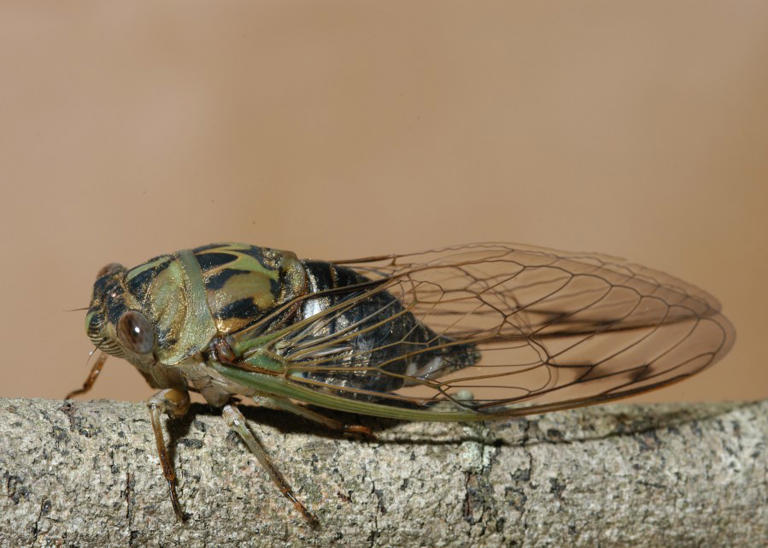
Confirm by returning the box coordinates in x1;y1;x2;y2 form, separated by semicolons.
232;243;735;417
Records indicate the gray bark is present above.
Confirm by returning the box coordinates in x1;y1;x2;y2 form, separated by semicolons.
0;397;766;547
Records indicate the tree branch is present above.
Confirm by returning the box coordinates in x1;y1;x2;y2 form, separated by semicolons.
1;398;766;546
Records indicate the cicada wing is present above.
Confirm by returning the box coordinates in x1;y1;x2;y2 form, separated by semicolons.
234;243;736;418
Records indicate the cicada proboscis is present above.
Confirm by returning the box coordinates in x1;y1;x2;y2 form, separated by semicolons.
67;242;734;526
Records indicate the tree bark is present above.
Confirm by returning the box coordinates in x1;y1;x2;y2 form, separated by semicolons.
1;397;766;547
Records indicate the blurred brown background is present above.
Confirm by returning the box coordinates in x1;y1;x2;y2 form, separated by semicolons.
1;2;766;404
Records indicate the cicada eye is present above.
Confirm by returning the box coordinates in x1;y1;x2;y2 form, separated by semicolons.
96;263;125;279
116;310;155;354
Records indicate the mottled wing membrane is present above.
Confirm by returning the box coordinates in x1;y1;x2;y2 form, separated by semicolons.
271;243;735;416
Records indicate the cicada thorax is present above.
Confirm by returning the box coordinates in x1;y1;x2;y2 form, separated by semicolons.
194;244;308;335
118;244;307;365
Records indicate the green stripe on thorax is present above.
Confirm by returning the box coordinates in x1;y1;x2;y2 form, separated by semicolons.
146;250;218;365
168;249;219;364
198;244;309;335
204;243;282;278
125;255;172;282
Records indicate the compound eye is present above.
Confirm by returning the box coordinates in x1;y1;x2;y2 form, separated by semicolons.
116;310;155;354
96;263;125;279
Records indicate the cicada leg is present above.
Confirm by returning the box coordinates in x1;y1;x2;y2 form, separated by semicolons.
222;403;320;528
261;396;374;439
147;388;191;522
64;351;108;399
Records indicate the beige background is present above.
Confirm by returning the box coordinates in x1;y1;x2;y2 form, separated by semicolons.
1;2;766;405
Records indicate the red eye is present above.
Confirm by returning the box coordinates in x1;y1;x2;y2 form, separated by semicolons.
116;310;155;354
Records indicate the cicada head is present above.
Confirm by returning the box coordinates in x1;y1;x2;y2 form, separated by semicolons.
85;251;223;376
85;262;160;371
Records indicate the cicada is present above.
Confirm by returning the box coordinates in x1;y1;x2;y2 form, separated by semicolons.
67;242;735;526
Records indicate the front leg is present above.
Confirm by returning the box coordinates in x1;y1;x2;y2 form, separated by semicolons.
65;351;109;399
147;388;191;521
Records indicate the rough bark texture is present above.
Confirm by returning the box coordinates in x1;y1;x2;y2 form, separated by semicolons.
0;397;766;547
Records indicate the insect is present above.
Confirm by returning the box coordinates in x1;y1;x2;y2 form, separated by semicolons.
67;242;734;526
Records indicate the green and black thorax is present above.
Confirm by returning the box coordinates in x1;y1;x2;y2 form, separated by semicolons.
85;243;477;397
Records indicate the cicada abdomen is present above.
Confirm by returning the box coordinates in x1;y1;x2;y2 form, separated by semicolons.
275;259;481;398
